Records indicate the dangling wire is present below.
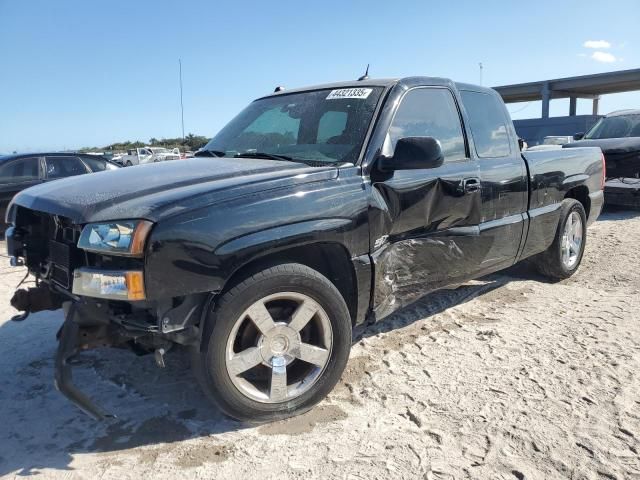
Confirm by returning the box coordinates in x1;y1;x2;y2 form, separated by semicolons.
15;271;30;289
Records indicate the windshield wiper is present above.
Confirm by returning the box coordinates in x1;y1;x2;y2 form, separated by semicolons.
195;149;225;157
234;152;301;163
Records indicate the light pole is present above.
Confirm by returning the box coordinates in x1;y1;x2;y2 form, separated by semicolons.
179;59;185;141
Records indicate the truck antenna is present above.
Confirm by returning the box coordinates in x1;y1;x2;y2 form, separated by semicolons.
478;62;483;86
358;64;370;81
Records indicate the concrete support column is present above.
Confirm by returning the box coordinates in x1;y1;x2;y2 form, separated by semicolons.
569;96;577;116
592;96;600;115
541;82;550;119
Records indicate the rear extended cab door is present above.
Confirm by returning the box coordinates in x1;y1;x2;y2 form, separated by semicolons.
458;88;528;275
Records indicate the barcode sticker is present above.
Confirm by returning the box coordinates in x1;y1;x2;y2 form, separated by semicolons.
326;88;373;100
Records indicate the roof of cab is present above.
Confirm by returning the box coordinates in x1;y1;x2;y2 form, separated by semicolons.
258;78;400;99
606;109;640;117
258;76;493;100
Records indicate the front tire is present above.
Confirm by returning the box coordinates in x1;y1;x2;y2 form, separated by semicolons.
193;263;352;423
530;198;587;280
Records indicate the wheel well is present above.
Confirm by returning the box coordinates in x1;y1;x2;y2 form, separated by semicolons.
223;243;359;324
565;186;590;218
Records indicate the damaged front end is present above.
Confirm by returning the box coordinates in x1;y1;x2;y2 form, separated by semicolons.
6;207;205;420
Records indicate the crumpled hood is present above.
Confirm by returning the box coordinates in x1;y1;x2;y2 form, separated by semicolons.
564;137;640;154
9;157;337;224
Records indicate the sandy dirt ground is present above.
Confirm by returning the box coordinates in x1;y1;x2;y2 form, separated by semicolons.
0;209;639;480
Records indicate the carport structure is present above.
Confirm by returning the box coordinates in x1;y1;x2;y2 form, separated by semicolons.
494;68;640;118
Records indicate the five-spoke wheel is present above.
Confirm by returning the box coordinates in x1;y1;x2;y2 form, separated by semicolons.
561;211;583;269
225;292;333;403
530;198;587;280
193;263;351;422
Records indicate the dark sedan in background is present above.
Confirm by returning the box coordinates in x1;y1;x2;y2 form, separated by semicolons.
565;109;640;179
564;110;640;209
0;153;119;230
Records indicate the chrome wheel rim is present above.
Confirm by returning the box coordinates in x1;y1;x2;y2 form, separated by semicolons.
225;292;333;404
561;211;583;269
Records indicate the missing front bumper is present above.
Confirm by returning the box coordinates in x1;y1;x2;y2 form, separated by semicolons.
53;303;136;420
54;308;115;420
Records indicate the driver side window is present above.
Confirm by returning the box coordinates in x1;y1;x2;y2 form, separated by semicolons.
385;88;467;162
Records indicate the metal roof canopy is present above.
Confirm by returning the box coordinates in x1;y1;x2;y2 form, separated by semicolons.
494;68;640;118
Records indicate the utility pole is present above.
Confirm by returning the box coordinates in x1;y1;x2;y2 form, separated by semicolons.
179;59;185;141
479;62;483;86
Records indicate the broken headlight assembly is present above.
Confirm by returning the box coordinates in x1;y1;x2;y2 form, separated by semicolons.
74;220;153;300
77;220;153;257
72;269;146;301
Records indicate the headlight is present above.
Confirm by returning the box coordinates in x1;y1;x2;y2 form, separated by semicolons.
72;268;145;300
77;220;153;256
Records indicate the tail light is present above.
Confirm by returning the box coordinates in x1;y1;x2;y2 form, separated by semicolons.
601;152;606;189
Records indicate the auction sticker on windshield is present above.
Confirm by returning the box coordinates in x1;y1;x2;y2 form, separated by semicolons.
326;88;373;100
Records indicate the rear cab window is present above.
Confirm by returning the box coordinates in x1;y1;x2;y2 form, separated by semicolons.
461;90;511;158
317;111;348;143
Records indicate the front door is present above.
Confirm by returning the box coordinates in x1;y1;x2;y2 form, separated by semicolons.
369;87;485;320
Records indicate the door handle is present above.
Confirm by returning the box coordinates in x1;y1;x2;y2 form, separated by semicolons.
463;177;481;193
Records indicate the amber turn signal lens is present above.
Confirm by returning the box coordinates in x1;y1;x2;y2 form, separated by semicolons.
125;271;146;301
130;220;153;256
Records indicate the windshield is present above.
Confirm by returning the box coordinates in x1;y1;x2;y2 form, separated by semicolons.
585;114;640;139
202;87;384;164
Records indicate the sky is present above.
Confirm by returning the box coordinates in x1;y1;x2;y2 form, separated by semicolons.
0;0;638;152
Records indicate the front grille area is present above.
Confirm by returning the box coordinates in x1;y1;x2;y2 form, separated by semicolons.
14;206;145;293
14;207;83;290
49;239;71;267
52;264;70;289
49;240;72;288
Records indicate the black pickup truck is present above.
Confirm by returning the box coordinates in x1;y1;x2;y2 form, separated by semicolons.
6;77;604;423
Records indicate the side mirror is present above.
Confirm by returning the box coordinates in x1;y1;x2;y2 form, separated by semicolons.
379;136;444;171
573;132;585;141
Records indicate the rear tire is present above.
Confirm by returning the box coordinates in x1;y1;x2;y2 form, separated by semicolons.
125;161;132;167
192;263;352;423
529;199;587;280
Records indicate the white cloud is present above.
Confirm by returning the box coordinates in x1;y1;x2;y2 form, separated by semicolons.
592;51;617;63
584;40;612;49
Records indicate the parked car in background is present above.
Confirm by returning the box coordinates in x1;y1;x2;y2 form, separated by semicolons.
85;151;118;163
526;136;575;152
114;147;181;166
564;110;640;208
0;153;118;231
565;109;640;178
542;135;573;146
